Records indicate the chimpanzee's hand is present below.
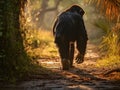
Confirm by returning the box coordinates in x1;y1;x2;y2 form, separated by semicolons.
75;53;84;64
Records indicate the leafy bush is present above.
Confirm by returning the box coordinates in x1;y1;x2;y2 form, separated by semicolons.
97;23;120;68
24;30;58;59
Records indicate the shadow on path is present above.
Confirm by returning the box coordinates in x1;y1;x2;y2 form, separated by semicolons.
1;43;120;90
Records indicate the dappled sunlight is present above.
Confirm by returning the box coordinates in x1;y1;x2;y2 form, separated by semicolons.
38;43;100;69
38;59;61;69
85;43;99;59
86;51;99;58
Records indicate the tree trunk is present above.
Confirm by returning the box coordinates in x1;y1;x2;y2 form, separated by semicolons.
0;0;6;71
0;0;30;81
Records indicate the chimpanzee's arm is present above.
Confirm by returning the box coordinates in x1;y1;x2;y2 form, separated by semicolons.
76;18;88;64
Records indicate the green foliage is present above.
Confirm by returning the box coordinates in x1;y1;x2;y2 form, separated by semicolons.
89;18;111;44
94;19;111;33
94;17;120;68
97;28;120;68
24;30;58;59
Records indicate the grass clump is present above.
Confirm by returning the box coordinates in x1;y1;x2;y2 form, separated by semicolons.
97;28;120;68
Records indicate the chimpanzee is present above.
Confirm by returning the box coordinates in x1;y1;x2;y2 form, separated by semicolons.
53;5;88;70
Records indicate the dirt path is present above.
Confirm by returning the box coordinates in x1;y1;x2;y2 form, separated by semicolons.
1;43;120;90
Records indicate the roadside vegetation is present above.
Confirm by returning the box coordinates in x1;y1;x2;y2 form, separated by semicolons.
24;29;58;59
90;0;120;70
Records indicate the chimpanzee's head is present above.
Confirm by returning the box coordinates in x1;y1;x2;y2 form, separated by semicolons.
67;5;85;17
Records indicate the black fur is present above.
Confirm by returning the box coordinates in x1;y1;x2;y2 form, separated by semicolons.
53;5;88;70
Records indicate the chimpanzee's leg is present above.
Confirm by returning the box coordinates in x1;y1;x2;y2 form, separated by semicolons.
56;38;70;70
76;37;87;64
69;42;75;67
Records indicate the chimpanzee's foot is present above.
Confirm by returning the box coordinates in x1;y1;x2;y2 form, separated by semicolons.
76;59;84;64
61;59;70;70
75;54;84;64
